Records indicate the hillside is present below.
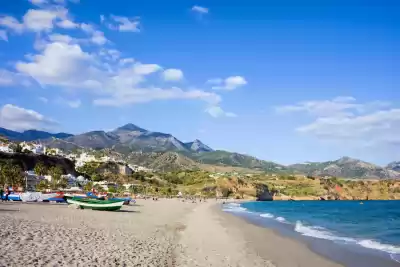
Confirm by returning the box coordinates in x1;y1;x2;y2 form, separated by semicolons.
1;124;400;178
0;152;77;175
0;128;72;141
289;157;400;179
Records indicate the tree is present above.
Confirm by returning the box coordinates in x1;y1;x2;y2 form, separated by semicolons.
34;162;47;176
0;163;23;188
48;166;63;189
84;181;94;192
36;180;50;191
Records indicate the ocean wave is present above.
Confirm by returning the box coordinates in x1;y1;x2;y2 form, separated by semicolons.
260;213;274;218
276;217;286;222
358;240;400;254
222;203;247;213
295;221;400;257
295;221;354;242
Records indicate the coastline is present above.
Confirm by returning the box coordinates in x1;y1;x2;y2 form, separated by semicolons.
1;199;398;267
220;201;400;267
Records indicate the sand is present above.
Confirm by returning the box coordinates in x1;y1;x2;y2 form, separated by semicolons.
0;199;344;267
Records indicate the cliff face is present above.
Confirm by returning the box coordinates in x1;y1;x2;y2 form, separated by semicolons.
0;152;77;175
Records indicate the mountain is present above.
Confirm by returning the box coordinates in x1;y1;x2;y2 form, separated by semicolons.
0;127;73;141
189;150;288;172
184;139;214;152
387;162;400;172
289;157;400;179
2;124;399;178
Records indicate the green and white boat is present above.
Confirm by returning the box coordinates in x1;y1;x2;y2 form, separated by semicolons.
66;197;125;211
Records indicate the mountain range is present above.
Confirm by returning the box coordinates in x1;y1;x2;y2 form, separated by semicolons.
0;124;399;179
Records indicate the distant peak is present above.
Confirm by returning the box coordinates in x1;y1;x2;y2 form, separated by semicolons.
115;123;147;132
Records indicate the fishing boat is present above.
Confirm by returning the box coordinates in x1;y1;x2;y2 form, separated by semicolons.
66;197;124;211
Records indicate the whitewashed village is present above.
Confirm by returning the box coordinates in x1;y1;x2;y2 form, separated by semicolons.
0;138;153;194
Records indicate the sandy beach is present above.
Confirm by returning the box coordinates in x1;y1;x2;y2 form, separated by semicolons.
0;199;344;267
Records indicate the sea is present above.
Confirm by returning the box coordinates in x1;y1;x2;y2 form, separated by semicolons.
222;200;400;266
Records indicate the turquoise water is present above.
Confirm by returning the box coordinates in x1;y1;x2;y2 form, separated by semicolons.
223;201;400;263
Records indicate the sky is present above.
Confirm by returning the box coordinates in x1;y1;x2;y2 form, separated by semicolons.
0;0;399;165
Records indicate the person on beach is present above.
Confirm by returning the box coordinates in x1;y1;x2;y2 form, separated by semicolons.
0;187;3;202
4;186;10;201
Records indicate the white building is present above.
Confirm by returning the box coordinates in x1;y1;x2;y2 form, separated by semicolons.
128;164;152;172
20;142;45;154
75;153;97;167
0;143;13;153
93;181;117;191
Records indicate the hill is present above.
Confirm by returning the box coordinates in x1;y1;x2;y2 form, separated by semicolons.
0;128;72;141
1;124;399;178
289;157;400;179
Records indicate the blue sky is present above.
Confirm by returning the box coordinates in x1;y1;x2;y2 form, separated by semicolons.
0;0;399;165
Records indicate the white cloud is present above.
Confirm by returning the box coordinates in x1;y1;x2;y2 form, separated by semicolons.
103;15;140;32
38;96;48;103
0;8;69;33
80;23;95;33
94;87;221;107
133;63;161;75
48;33;75;43
205;106;237;118
275;96;390;117
192;5;209;14
211;76;247;90
0;16;24;33
91;30;107;45
23;8;67;32
0;104;57;131
0;30;8;41
162;69;184;81
278;97;399;147
57;19;78;29
16;42;94;88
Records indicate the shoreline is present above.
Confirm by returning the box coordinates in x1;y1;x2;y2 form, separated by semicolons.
1;199;398;266
220;201;399;267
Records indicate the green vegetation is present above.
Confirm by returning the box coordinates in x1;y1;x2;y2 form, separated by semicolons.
0;162;24;188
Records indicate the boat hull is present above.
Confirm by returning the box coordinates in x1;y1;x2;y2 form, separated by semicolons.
66;198;124;211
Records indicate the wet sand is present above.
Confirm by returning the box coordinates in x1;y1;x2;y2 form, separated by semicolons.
0;200;346;267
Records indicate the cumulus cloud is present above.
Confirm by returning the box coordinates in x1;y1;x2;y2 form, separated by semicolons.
0;7;70;33
14;41;222;111
192;5;209;14
162;69;184;81
102;15;140;32
210;76;247;90
205;106;237;118
0;104;58;131
57;19;78;29
277;97;399;147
